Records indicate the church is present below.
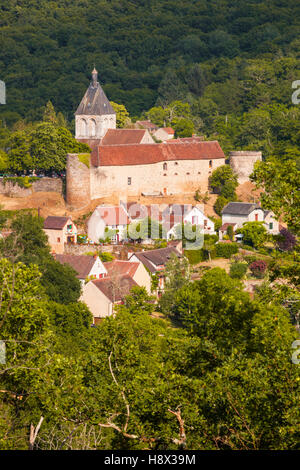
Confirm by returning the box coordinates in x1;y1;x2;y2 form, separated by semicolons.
66;69;227;208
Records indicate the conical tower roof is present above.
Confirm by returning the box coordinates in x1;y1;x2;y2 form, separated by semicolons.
75;69;115;116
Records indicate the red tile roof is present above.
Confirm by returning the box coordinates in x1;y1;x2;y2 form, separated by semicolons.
101;129;148;145
92;275;137;302
136;120;158;131
93;141;225;167
160;127;175;135
104;260;140;278
96;206;130;225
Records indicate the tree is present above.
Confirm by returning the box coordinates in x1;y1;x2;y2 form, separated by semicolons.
39;258;82;304
173;118;194;138
159;253;190;317
214;195;228;216
210;165;238;200
277;228;297;251
43;101;57;124
121;286;155;316
251;158;300;234
111;102;130;128
238;222;267;248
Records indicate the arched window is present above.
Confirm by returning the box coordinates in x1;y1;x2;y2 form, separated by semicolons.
163;163;167;171
81;118;87;136
89;119;96;137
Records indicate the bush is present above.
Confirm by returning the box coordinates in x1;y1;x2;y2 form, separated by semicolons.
249;260;267;278
184;249;205;265
229;262;248;279
215;242;238;258
99;251;114;262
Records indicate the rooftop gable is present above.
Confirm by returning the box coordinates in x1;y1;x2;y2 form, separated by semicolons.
44;216;70;230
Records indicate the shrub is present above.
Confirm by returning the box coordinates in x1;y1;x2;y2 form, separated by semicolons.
215;242;238;258
184;249;205;265
99;251;114;262
229;262;248;279
249;260;267;278
277;228;297;251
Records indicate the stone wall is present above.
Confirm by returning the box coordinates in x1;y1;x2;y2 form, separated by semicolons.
0;177;62;198
66;154;91;209
90;157;225;200
229;151;262;184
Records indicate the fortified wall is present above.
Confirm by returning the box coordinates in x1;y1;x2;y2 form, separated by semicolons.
66;153;91;209
229;151;262;184
0;177;62;198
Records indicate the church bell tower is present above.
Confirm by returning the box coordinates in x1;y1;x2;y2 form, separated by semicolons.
75;68;116;140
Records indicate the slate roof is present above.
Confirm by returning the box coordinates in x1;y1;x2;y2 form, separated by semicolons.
92;275;137;302
93;140;225;167
101;129;148;145
75;73;115;116
44;216;70;230
55;254;96;279
131;247;182;273
222;202;262;216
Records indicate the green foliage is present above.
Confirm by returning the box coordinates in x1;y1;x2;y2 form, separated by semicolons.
238;222;267;249
251;158;300;234
77;153;90;168
98;251;115;262
184;249;204;265
214;195;228;216
215;242;238;258
210;165;238;200
39;257;82;304
111;102;130;128
229;262;248;279
159;254;190;317
2;176;39;188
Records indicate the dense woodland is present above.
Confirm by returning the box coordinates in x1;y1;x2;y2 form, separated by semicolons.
1;1;300;162
0;0;300;451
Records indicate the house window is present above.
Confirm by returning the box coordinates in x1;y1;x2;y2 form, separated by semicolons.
192;216;198;225
174;162;178;165
204;220;207;228
269;222;273;230
57;237;61;242
186;172;190;175
209;160;212;168
174;173;178;175
255;214;258;221
163;163;167;171
128;177;131;185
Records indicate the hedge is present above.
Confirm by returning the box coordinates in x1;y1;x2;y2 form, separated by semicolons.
215;242;239;258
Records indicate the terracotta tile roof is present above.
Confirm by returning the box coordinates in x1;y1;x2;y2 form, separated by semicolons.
92;275;137;302
104;260;140;278
160;127;175;135
136;120;158;131
96;206;130;225
55;254;96;279
131;247;181;273
44;216;70;230
93;141;225;167
101;129;147;145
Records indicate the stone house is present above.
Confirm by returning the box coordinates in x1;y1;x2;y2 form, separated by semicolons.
129;246;182;294
54;254;107;285
221;202;279;238
43;216;77;254
82;274;137;323
153;127;175;141
104;260;152;294
87;205;130;243
163;205;215;239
